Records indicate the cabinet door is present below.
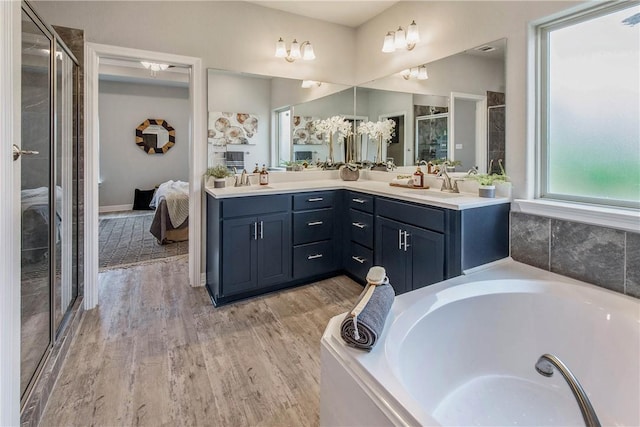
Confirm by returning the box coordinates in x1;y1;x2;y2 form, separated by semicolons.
257;212;291;287
221;216;258;295
375;217;409;295
405;223;445;291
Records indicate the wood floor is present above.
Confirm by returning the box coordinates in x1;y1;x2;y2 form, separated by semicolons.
39;258;363;426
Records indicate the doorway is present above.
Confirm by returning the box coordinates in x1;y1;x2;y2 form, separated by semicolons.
84;44;204;309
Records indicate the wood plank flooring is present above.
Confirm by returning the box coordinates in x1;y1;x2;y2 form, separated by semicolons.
39;258;363;426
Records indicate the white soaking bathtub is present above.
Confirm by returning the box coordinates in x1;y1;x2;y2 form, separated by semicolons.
320;260;640;426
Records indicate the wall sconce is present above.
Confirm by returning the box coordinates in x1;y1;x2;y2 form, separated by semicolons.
401;65;428;80
382;20;420;53
141;61;169;77
301;80;322;88
275;38;316;62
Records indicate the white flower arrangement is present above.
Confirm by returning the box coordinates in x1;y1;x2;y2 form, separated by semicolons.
313;115;353;144
357;119;396;144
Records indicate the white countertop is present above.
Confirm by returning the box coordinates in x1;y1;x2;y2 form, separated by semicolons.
204;171;510;210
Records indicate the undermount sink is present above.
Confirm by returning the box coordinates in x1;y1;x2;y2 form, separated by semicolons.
401;190;463;199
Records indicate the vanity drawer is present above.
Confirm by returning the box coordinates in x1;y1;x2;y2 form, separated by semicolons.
345;242;373;283
347;191;374;213
222;194;290;218
293;191;335;211
293;240;335;279
376;197;445;233
349;209;373;249
293;209;334;245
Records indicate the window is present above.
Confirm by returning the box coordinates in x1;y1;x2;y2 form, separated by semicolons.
538;2;640;209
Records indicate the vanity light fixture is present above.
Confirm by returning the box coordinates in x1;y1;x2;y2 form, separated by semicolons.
401;65;428;80
275;38;316;62
141;61;170;77
301;80;322;88
382;20;420;53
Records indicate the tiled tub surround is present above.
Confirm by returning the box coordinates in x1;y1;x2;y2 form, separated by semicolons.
510;211;639;298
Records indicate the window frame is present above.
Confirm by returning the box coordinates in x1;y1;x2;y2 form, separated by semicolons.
536;1;640;210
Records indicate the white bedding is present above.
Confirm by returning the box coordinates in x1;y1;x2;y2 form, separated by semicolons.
150;180;189;227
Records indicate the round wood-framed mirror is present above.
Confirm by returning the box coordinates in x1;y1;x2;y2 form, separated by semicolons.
135;119;175;154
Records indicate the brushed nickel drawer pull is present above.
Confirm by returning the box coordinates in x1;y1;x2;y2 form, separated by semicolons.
351;256;366;264
352;222;366;229
307;254;323;260
307;221;323;226
308;197;324;202
352;198;366;204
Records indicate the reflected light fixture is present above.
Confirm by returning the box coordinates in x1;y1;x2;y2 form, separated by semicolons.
401;65;428;80
301;80;322;88
382;20;420;53
275;38;316;62
141;61;170;77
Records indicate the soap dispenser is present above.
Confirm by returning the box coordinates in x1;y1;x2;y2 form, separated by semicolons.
413;165;424;187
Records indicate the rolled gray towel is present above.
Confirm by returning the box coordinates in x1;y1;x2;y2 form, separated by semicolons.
340;268;395;351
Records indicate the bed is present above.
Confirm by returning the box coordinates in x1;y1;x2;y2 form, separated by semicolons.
149;180;189;244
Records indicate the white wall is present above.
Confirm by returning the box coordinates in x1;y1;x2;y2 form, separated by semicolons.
355;1;582;197
207;71;271;170
32;1;357;85
98;80;189;208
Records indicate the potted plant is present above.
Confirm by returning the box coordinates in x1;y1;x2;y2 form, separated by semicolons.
313;115;352;164
206;165;232;188
470;173;508;198
339;162;361;181
357;119;396;170
281;160;295;171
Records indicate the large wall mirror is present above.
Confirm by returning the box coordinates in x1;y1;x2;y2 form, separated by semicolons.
356;38;506;173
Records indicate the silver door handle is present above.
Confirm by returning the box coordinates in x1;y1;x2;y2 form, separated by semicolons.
12;144;39;161
307;197;323;202
403;231;411;251
254;222;258;240
307;254;323;260
307;221;323;226
352;222;366;229
259;221;264;239
351;256;366;264
398;229;403;250
352;198;365;204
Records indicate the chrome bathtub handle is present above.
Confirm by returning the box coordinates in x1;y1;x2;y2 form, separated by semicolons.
351;256;366;264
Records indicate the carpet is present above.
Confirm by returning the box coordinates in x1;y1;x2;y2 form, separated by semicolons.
99;211;188;270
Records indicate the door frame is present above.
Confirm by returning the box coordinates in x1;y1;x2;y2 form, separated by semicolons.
85;43;204;309
449;92;487;172
0;1;23;424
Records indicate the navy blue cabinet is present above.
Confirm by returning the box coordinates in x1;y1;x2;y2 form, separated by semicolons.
375;202;445;295
343;191;375;283
207;194;291;305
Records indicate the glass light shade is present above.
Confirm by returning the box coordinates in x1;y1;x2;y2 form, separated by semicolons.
301;80;321;88
140;61;152;69
394;27;406;49
302;42;315;60
382;32;395;53
400;69;411;79
159;63;169;71
289;39;301;60
406;20;420;44
410;67;419;79
275;38;287;58
418;66;428;80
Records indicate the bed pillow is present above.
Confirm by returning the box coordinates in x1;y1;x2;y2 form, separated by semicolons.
133;188;156;210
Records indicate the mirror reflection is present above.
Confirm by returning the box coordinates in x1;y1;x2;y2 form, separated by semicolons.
358;38;506;172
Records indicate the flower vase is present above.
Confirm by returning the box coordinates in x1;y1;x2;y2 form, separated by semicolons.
339;165;359;181
328;134;334;164
376;135;383;164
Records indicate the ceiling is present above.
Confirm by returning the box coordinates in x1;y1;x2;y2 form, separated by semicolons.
246;1;399;28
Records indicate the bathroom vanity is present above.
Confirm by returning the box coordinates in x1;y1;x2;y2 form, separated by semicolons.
205;174;510;306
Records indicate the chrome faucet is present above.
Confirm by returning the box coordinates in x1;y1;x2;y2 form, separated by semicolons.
436;161;458;193
535;354;601;427
466;166;479;176
234;168;250;187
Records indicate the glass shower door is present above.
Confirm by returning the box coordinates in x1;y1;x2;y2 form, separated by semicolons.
20;8;52;399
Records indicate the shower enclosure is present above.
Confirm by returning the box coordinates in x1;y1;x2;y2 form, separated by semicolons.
20;2;79;405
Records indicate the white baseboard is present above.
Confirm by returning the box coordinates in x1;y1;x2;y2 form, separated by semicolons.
99;204;133;213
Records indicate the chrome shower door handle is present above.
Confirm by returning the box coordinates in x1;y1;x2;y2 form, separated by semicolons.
12;144;39;161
